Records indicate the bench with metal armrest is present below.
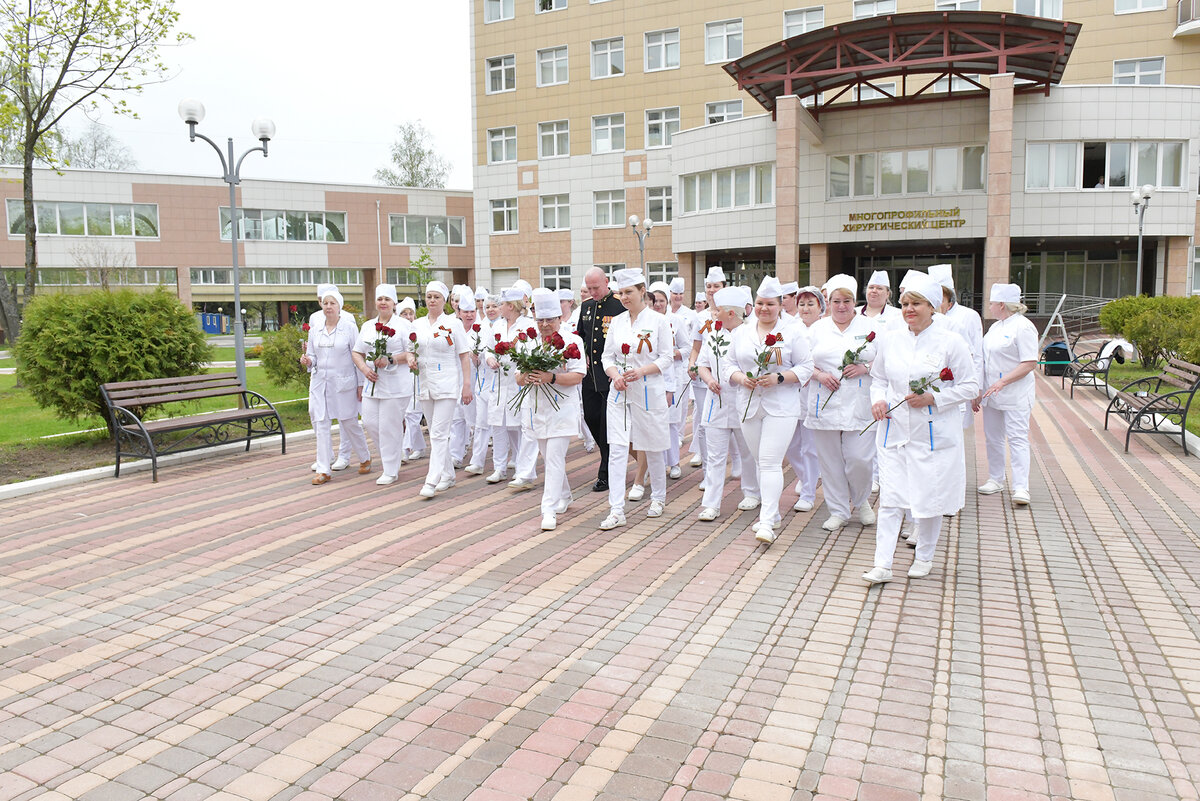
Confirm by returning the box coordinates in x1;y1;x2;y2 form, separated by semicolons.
1104;358;1200;455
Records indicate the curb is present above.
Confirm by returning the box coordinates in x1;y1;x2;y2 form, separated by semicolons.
0;428;318;501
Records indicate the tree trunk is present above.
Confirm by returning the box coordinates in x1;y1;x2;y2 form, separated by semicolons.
0;273;20;342
22;127;39;322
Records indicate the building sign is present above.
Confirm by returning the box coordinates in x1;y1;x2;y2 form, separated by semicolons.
844;208;966;233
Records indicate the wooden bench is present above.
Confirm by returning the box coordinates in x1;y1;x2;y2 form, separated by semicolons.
1104;358;1200;455
1062;341;1125;399
100;373;286;481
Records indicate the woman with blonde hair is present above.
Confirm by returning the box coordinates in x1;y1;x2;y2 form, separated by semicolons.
352;283;413;486
486;287;538;488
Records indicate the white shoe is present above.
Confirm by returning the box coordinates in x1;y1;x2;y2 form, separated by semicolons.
464;464;485;476
863;566;892;585
508;478;534;491
668;466;682;480
977;479;1004;495
793;498;814;512
737;497;760;511
871;480;879;494
1013;489;1030;506
697;507;718;522
822;516;847;532
627;484;645;501
452;458;466;470
331;457;351;471
585;444;595;453
310;461;319;472
410;451;426;460
689;453;703;467
486;470;507;484
541;514;557;531
646;501;664;518
754;524;776;545
375;474;398;486
418;483;436;499
904;525;918;547
858;506;876;526
908;560;933;578
554;498;571;514
599;511;625;530
435;478;455;492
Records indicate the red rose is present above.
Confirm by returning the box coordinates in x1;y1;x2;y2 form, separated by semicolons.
494;341;509;356
384;327;395;337
301;323;310;332
940;367;954;382
714;321;722;330
621;343;631;355
552;333;565;349
572;330;579;337
495;333;502;342
866;330;876;343
472;323;481;332
565;343;581;359
527;327;537;338
517;332;528;342
409;332;418;342
289;304;298;314
375;322;384;332
765;334;778;346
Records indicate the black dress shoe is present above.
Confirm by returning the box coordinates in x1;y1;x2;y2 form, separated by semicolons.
592;479;608;492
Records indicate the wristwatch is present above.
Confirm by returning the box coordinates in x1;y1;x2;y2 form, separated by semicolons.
776;372;785;384
550;373;557;385
386;354;393;365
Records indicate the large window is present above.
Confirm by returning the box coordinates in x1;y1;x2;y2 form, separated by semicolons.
1027;140;1184;190
646;107;680;148
485;0;514;22
592;114;625;153
680;164;774;214
6;200;159;238
491;198;518;233
40;267;177;287
197;267;359;287
591;37;624;78
541;265;571;290
706;100;743;125
487;127;517;164
1115;0;1165;11
486;55;516;93
646;262;678;285
537;46;569;86
221;208;346;242
645;29;680;71
829;146;986;197
705;19;742;63
647;186;673;223
853;0;895;17
539;120;569;158
1014;0;1061;16
857;81;897;101
593;190;625;228
784;6;824;36
1113;57;1164;85
537;0;567;12
388;214;465;246
540;194;570;231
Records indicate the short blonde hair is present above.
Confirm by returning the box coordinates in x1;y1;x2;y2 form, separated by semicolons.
1004;301;1028;316
829;287;855;303
899;290;936;309
502;298;528;315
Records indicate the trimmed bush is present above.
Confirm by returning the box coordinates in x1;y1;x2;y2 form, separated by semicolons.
260;322;311;392
1098;295;1153;338
14;288;211;425
1117;295;1200;368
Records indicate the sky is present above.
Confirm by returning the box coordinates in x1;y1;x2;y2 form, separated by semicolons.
63;0;474;189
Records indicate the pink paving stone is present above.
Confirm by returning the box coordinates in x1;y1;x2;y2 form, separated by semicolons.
482;766;548;798
817;773;861;799
522;732;580;759
502;750;564;778
538;717;594;741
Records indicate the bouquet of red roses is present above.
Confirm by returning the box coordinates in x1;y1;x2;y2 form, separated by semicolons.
367;321;396;396
861;366;954;434
742;332;783;422
821;329;876;410
508;328;576;413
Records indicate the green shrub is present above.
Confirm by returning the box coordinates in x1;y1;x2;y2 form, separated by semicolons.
260;322;311;392
1098;295;1153;337
1122;296;1200;368
14;288;211;425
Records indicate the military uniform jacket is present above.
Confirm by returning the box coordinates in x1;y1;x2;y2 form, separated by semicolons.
576;291;626;396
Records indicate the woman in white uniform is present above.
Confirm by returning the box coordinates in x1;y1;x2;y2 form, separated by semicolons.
651;282;692;480
352;283;413;486
858;270;902;323
485;288;537;486
864;276;979;584
462;298;494;476
724;277;814;544
784;287;826;512
301;287;371;485
973;283;1038;506
517;289;587;531
599;268;674;530
686;267;727;469
695;287;760;521
412;281;473;499
398;297;426;461
805;274;879;531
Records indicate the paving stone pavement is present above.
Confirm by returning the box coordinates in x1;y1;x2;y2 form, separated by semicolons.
1;374;1198;801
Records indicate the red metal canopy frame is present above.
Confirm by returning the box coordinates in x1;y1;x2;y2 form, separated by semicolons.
723;11;1081;118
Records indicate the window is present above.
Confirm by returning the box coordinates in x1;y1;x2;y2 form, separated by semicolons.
537;46;569;86
784;6;824;36
486;55;516;93
1030;140;1183;190
932;147;959;193
647;186;673;223
593;190;625;227
645;29;680;71
853;154;876;196
1192;247;1200;296
592;114;625;153
491;198;518;233
705;19;742;63
1014;0;1061;16
389;215;466;246
907;150;930;193
6;200;159;238
1116;0;1165;11
930;74;981;93
679;164;775;213
706;100;743;124
853;0;895;18
1114;57;1164;85
756;165;774;204
962;146;986;191
935;0;979;8
829;146;985;197
537;0;566;11
220;209;345;242
540;194;570;231
591;37;624;78
1026;142;1077;189
488;127;517;164
857;81;896;101
541;265;571;290
646;107;680;148
646;262;678;285
880;152;903;195
539;120;569;158
485;0;514;22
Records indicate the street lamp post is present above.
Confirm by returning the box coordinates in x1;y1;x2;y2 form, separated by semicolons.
628;214;654;271
178;99;276;388
1131;184;1154;297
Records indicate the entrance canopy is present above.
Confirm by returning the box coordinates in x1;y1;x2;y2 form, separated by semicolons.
724;11;1081;117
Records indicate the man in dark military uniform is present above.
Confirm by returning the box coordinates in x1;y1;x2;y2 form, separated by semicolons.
576;267;625;492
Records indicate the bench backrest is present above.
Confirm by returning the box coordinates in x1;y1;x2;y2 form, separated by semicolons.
101;373;246;409
1163;359;1200;391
